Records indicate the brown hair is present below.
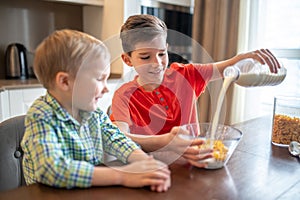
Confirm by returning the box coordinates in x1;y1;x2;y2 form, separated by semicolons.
120;14;167;53
34;29;108;89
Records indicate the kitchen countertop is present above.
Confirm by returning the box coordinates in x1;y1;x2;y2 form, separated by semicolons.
0;73;122;91
0;79;42;91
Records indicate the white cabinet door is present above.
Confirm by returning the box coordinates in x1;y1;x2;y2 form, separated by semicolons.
0;91;9;121
6;88;46;120
22;88;46;112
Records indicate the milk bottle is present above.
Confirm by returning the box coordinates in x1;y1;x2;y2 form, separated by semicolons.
209;58;286;144
223;58;287;87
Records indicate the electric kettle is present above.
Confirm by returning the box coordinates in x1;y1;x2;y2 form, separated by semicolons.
5;43;28;79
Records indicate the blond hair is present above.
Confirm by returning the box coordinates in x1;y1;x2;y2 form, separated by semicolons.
120;14;167;54
34;29;108;89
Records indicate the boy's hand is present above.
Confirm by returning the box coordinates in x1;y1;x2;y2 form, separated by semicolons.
161;127;213;168
119;156;171;192
163;127;212;160
185;148;213;168
239;48;281;73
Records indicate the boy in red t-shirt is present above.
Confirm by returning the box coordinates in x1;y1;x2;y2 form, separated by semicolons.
110;14;281;167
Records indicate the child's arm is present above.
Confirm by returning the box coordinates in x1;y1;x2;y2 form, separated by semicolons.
100;116;171;192
114;121;211;162
91;155;170;192
213;48;281;78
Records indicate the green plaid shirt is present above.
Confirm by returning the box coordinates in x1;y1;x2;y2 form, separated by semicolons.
21;92;140;188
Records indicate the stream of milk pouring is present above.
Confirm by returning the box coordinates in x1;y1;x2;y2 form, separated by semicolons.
209;76;236;147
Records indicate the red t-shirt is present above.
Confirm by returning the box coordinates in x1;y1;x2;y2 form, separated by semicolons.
110;62;213;135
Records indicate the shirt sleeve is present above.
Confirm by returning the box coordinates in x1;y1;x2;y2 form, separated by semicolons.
110;88;133;126
193;63;214;84
170;62;214;96
22;115;94;188
100;112;140;163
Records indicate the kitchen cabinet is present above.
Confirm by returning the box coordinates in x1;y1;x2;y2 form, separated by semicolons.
44;0;104;6
43;0;121;74
0;0;104;79
0;87;46;122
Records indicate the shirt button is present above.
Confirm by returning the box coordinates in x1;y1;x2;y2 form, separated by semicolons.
160;97;164;101
165;106;169;110
156;91;160;95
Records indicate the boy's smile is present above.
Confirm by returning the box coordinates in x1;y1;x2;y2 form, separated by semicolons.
128;48;168;90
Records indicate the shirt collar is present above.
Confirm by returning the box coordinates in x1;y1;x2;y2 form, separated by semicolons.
45;92;93;125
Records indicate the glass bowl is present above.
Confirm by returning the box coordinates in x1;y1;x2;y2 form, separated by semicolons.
179;123;243;169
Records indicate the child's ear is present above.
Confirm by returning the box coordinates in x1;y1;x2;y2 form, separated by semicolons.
121;53;133;67
55;72;71;91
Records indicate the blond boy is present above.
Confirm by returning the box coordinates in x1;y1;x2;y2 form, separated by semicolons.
21;29;170;192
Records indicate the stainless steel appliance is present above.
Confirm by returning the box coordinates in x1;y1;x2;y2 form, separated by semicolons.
140;0;193;63
5;43;28;79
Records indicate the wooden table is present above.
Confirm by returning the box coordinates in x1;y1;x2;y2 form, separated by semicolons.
0;116;299;200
